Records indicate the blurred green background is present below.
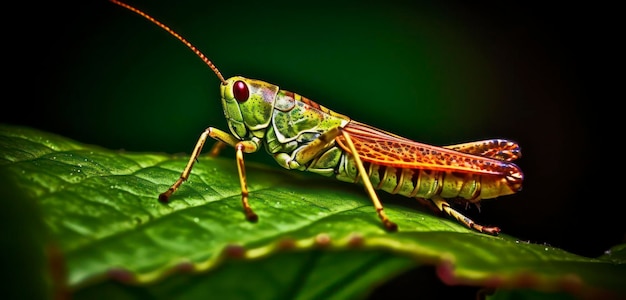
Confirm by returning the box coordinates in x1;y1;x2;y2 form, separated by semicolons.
4;0;620;291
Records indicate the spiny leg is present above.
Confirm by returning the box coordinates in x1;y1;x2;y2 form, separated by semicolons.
430;196;500;235
234;141;259;221
159;128;260;223
340;130;398;231
294;127;342;165
159;128;213;202
203;128;259;221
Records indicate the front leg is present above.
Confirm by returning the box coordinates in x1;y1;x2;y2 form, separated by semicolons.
159;127;260;221
233;140;260;221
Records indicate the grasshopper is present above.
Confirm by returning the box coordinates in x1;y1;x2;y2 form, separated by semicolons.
111;0;524;235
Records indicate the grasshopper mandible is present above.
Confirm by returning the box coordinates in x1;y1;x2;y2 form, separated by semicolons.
111;0;524;235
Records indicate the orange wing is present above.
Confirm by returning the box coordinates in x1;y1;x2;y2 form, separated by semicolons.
336;121;519;176
443;139;521;162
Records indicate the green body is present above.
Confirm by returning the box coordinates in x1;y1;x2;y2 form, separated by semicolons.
113;0;520;234
220;76;513;203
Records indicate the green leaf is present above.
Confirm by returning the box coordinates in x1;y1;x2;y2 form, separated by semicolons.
1;124;625;299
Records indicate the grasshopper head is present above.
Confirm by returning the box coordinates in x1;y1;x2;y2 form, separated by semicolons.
220;76;280;140
108;1;278;141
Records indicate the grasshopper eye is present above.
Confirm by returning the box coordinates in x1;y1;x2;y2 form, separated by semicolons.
233;80;249;103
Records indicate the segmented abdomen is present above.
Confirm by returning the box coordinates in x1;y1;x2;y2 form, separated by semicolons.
334;153;507;202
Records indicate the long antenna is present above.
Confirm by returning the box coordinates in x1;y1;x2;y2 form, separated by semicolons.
109;0;227;84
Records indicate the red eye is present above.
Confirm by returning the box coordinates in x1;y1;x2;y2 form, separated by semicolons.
233;80;249;103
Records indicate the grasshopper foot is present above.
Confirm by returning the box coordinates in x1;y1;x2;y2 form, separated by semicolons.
384;220;398;232
158;190;174;203
474;224;500;236
244;208;258;223
470;222;500;235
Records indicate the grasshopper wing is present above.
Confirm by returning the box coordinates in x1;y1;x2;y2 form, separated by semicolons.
443;140;521;162
337;121;519;176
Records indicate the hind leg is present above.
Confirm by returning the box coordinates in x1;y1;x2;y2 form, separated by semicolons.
430;196;500;235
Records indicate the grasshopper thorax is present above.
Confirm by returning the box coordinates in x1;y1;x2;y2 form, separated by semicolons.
220;77;280;140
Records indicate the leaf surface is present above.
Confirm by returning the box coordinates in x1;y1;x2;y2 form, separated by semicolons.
1;124;624;299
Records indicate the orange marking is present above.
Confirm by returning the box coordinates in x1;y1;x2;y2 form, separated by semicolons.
336;121;522;178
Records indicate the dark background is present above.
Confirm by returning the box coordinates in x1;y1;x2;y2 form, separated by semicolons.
4;0;622;295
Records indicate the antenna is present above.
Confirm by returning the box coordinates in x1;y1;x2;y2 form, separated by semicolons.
109;0;227;84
